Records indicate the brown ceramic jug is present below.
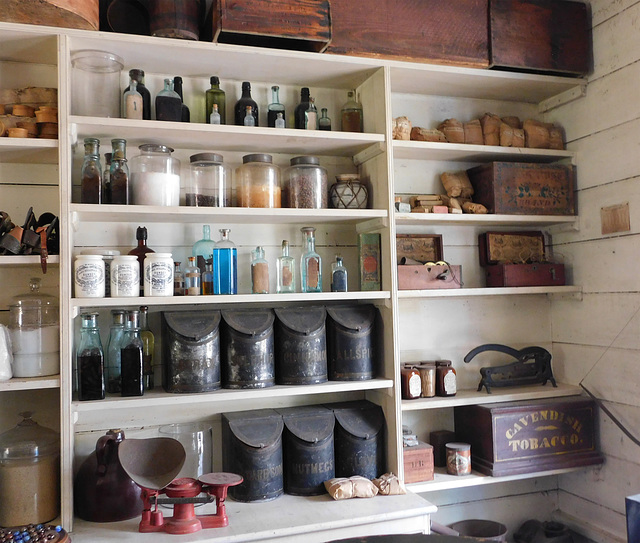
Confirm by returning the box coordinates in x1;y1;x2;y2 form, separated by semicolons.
74;429;144;522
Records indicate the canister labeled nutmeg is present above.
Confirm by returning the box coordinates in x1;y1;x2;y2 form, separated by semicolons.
446;442;471;476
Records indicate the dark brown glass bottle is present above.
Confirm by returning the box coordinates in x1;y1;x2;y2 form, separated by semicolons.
155;78;182;122
294;87;311;129
123;69;151;120
128;226;155;296
234;81;258;126
173;76;190;123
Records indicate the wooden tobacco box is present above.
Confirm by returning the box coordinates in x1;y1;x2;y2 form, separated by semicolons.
489;0;592;76
403;442;434;483
467;162;576;216
454;397;603;477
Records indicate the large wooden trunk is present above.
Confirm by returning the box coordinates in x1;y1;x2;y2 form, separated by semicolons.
325;0;489;68
0;0;99;30
454;397;603;477
489;0;591;76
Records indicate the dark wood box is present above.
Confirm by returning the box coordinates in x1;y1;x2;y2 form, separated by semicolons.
403;441;434;483
396;234;443;264
485;262;565;287
467;162;576;216
325;0;489;68
479;231;546;267
206;0;331;52
489;0;592;76
429;430;456;468
454;397;603;477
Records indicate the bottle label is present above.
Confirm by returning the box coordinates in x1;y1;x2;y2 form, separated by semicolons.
307;257;320;289
144;262;174;296
443;370;457;395
75;262;105;297
409;373;421;398
282;266;293;287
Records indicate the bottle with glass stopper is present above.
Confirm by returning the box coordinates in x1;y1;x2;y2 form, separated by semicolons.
319;108;331;131
173;261;184;296
123;69;151;120
184;256;201;296
305;97;318;130
105;309;125;394
109;138;129;205
213;228;237;294
77;311;105;401
139;305;155;390
244;105;255;127
155;78;182;122
206;75;226;124
80;137;102;204
267;85;286;128
120;310;144;397
331;255;348;292
251;246;269;294
294;87;311;129
300;226;322;293
124;77;143;120
234;81;258;126
277;240;295;293
340;90;364;132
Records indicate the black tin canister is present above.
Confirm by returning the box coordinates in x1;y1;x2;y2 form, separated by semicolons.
222;409;284;502
326;304;377;380
161;310;221;393
274;306;327;385
221;309;275;388
277;406;335;496
328;400;385;480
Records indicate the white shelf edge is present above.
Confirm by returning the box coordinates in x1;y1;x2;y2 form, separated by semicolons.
397;285;581;299
401;382;582;411
395;212;577;227
0;375;60;391
0;255;60;266
0;138;58;149
72;378;394;414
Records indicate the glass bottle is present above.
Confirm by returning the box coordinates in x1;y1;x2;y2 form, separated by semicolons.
213;228;237;295
436;360;457;397
234;81;258;126
244;105;255;126
105;309;125;394
251;246;269;294
120;310;144;397
173;76;190;123
184;256;201;296
80;137;102;204
139;305;154;390
276;240;295;293
267;85;285;128
331;255;347;292
275;112;285;129
192;224;217;277
294;87;311;129
341;90;364;132
300;226;322;293
128;226;155;296
305;97;318;130
102;152;112;204
319;108;331;131
123;69;151;120
77;312;105;401
202;258;214;295
173;261;184;296
206;76;226;124
123;77;143;120
155;78;182;122
109;138;129;205
210;103;221;125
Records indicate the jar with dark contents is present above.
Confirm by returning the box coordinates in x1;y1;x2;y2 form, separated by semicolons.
77;312;105;401
80;137;102;204
109;138;129;204
436;360;457;397
401;365;421;399
283;155;328;209
187;152;230;207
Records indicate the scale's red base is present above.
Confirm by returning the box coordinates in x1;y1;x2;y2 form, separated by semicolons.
139;473;243;535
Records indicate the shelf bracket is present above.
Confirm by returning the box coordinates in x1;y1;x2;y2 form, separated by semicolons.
353;142;385;166
538;84;586;113
356;217;388;233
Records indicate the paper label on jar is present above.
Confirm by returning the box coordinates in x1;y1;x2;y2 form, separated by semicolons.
111;264;139;296
75;263;105;297
144;262;173;295
444;370;457;395
409;373;421;398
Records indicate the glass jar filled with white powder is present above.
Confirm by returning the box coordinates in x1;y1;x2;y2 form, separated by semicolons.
130;144;181;206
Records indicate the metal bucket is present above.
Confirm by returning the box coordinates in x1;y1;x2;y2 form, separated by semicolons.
446;519;508;542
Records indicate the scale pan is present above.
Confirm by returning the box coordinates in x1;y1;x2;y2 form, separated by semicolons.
118;437;186;490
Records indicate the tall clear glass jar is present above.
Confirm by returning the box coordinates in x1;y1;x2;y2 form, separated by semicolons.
284;156;328;209
77;312;105;401
71;50;124;118
130;144;181;206
187;153;230;207
105;309;125;394
235;153;281;208
300;226;322;293
120;310;143;397
80;137;102;204
213;228;237;295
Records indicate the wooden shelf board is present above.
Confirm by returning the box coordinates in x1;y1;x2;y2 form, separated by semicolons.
392;140;575;163
0;255;60;266
0;138;58;163
0;375;60;391
401;382;582;411
397;285;581;299
395;212;577;227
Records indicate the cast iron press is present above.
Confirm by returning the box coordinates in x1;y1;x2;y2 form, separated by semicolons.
117;437;242;535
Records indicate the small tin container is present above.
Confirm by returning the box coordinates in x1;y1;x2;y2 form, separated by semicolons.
143;253;174;297
74;254;105;298
110;254;139;297
162;310;221;393
446;442;471;476
277;406;335;496
222;409;284;502
326;304;377;380
274;306;327;385
221;309;275;388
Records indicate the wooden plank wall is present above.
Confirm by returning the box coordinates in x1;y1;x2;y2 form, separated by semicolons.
548;0;640;540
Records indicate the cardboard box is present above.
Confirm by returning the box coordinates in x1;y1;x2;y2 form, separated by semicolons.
403;441;434;483
358;233;381;291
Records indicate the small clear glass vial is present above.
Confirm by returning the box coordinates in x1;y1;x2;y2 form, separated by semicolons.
184;256;201;296
251;246;269;294
202;258;214;295
331;256;347;292
277;240;295;293
300;226;322;293
173;261;184;296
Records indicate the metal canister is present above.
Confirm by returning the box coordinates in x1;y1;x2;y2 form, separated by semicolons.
221;309;275;388
328;400;385;479
221;409;284;502
326;304;377;380
274;306;327;385
161;310;221;393
276;406;335;496
446;442;471;475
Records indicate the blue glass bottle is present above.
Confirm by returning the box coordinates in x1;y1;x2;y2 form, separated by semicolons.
213;228;237;294
300;226;322;293
192;224;217;278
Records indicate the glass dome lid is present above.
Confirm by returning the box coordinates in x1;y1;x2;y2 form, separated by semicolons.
0;412;59;461
10;277;58;308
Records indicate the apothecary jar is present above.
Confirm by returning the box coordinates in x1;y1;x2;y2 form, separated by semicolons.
130;144;181;206
283;156;328;209
187;153;231;207
235;153;281;208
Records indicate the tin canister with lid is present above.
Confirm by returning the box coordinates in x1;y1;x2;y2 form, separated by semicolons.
276;406;335;496
326;304;377;380
143;253;174;296
235;153;281;208
187;152;231;207
221;409;284;502
446;442;471;475
328;400;385;480
221;309;275;388
130;144;181;206
74;254;105;298
283;156;328;209
274;306;327;385
162;310;221;393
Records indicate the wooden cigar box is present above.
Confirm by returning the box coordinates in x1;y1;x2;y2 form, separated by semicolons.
485;262;565;287
403;441;434;483
478;231;546;267
397;263;463;290
396;234;443;264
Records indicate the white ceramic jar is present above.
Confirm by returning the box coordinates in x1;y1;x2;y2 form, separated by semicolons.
110;255;140;297
143;253;174;297
81;248;120;297
74;254;105;298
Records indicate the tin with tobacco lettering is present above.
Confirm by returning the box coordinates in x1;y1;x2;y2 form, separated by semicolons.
274;306;327;385
277;406;335;496
221;409;284;502
326;304;377;380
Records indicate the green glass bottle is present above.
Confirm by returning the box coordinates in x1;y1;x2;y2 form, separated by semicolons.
206;76;226;125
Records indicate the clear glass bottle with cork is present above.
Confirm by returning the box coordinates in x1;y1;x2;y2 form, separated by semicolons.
123;69;151;120
251;246;269;294
77;312;105;401
277;240;295;293
109;138;128;205
340;90;364;132
184;256;201;296
80;137;102;204
300;226;322;293
123;77;143;120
